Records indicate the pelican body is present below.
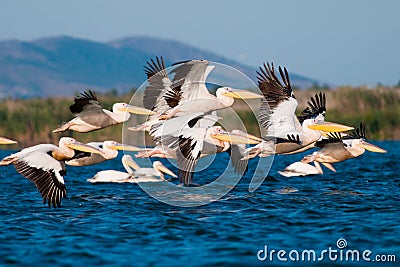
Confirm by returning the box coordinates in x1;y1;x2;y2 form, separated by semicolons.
0;137;104;207
87;155;177;183
53;90;154;133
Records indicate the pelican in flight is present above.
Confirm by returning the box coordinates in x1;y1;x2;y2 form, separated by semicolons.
87;155;177;183
244;63;353;159
53;90;155;133
0;136;17;145
66;140;143;166
279;122;387;176
278;161;323;177
149;112;261;185
129;57;263;131
0;137;104;208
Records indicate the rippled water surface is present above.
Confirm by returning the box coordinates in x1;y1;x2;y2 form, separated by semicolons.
0;141;399;266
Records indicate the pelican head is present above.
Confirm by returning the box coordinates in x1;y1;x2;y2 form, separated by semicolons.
0;137;17;145
217;87;264;99
342;122;386;153
306;119;354;132
121;155;177;179
114;103;156;115
346;138;387;153
210;127;261;145
59;137;105;156
152;161;178;179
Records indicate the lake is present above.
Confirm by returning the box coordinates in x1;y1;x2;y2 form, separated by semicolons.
0;141;398;266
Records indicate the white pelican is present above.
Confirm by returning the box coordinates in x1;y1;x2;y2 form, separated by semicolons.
149;112;261;185
65;140;142;166
0;137;104;208
279;122;387;176
0;137;17;144
53;90;155;133
87;155;177;183
129;57;263;131
278;161;323;177
244;63;353;159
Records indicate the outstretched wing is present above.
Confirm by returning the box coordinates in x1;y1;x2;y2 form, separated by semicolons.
226;144;248;176
69;90;103;115
257;63;298;137
143;56;181;113
298;92;326;123
343;122;366;140
315;132;343;148
170;59;214;102
68;90;116;127
8;145;67;208
176;136;202;185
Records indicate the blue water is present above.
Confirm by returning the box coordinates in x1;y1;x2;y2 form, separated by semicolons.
0;141;399;266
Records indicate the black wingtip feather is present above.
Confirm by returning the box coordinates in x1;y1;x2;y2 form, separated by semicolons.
257;62;292;96
69;90;101;114
298;92;327;123
344;122;366;140
171;59;193;66
144;56;167;79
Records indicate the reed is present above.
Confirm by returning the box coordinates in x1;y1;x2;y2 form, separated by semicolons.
0;86;398;148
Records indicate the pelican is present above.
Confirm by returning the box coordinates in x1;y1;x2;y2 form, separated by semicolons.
0;137;17;144
149;112;261;185
87;155;177;183
66;140;143;166
53;90;155;133
243;63;353;159
129;57;263;131
0;137;104;207
278;161;323;177
279;122;387;176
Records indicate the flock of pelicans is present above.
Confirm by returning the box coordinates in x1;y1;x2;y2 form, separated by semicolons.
0;57;387;208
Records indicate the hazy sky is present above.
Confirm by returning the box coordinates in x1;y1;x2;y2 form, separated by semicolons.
0;0;399;85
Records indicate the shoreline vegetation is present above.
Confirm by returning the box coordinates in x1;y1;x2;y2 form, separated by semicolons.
0;86;399;149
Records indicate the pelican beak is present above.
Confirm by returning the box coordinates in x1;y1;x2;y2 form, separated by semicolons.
108;143;143;152
235;131;263;142
308;121;354;132
156;162;177;178
211;131;260;144
0;137;17;145
119;105;156;115
222;89;264;99
357;140;387;153
68;141;104;154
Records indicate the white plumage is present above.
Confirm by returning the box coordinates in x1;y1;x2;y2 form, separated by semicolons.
87;155;177;183
0;137;103;207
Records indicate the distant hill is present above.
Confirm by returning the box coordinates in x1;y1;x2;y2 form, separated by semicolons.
0;36;320;98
